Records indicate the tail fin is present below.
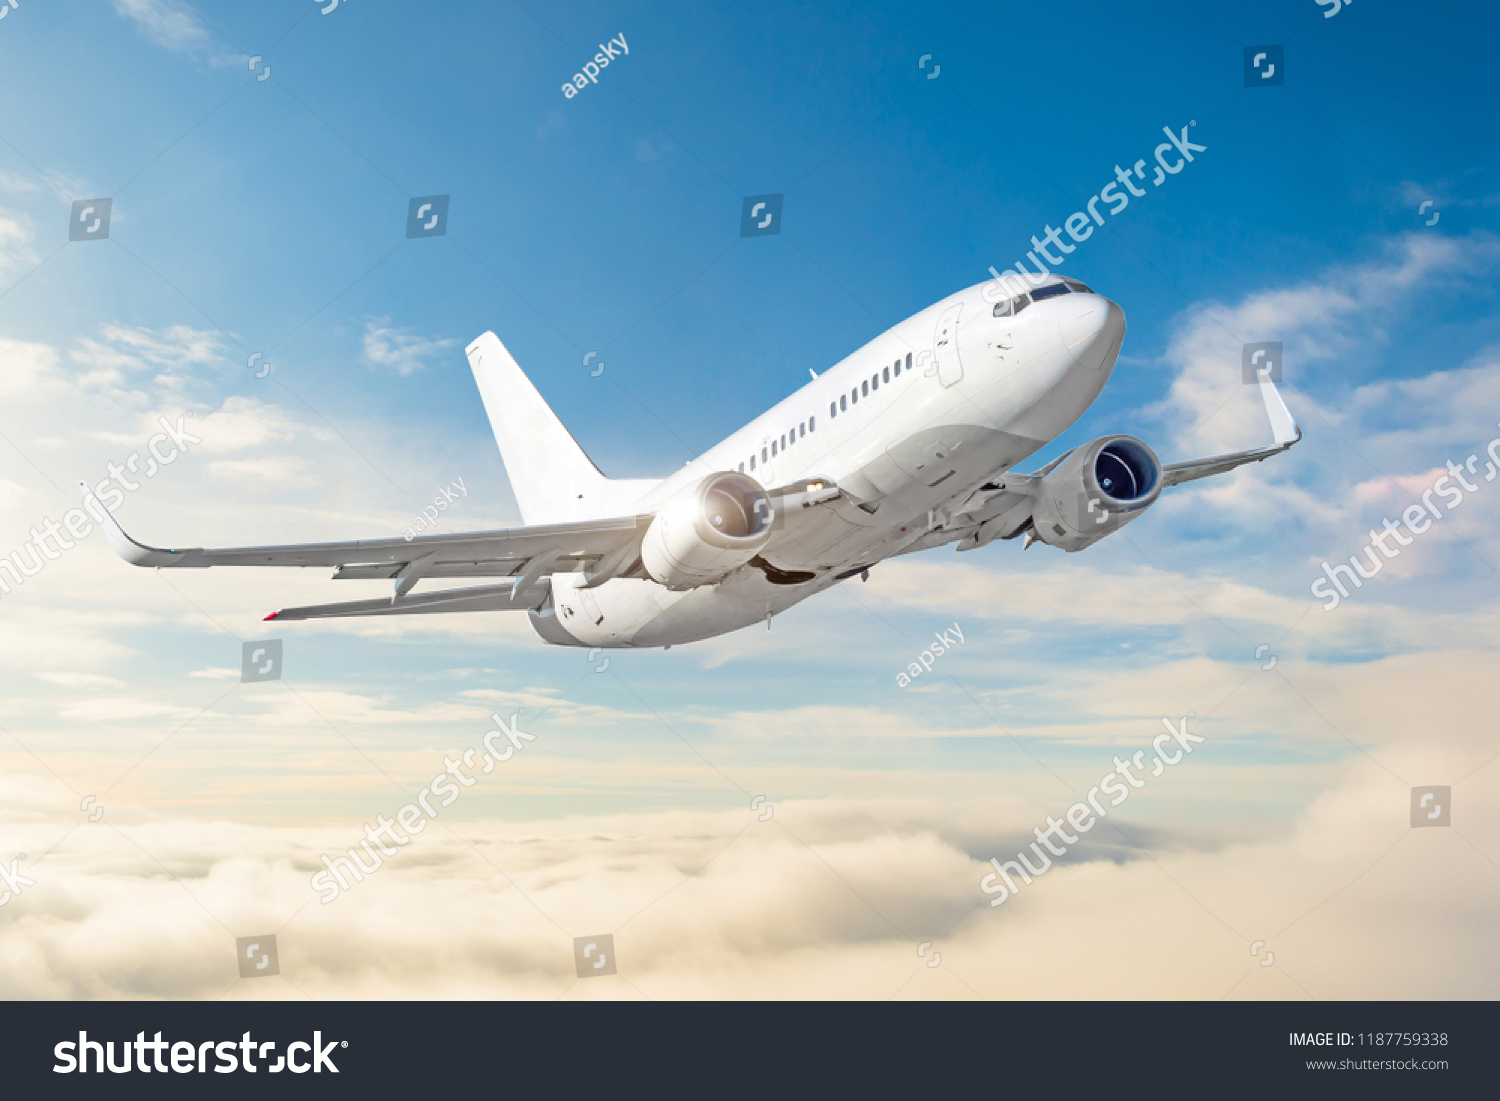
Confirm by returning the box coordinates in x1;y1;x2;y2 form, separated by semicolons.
466;332;658;524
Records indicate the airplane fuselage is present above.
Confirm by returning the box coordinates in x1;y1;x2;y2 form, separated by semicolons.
533;277;1127;648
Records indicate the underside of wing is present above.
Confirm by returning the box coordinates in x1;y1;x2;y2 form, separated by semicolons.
931;371;1302;554
1161;439;1298;486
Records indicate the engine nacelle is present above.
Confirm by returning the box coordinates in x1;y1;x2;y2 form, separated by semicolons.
641;472;773;590
1030;435;1161;552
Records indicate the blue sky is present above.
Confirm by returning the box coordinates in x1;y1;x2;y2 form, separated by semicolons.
6;0;1497;474
1;0;1498;999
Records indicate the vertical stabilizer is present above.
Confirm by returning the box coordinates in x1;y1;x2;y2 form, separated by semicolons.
466;333;658;524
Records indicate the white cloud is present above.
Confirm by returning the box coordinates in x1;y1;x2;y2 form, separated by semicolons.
33;672;126;690
1146;233;1500;461
204;456;320;488
0;649;1496;999
0;209;38;279
70;323;230;389
110;0;231;63
1399;178;1500;211
0;236;1497;999
58;696;202;722
0;337;61;396
358;317;458;377
0;171;41;197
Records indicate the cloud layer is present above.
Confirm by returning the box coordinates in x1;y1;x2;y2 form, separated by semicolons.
1;232;1499;998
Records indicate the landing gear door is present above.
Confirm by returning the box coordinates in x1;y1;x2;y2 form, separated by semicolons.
934;303;964;387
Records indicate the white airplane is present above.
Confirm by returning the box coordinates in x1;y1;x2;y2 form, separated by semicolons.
89;274;1299;649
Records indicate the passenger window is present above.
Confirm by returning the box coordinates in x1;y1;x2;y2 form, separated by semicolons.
809;416;815;431
861;381;868;397
871;374;878;391
840;395;847;411
829;401;836;417
905;352;912;370
799;423;805;437
762;447;768;462
780;434;787;449
894;360;901;378
749;455;756;470
883;366;890;383
771;441;777;456
738;462;744;473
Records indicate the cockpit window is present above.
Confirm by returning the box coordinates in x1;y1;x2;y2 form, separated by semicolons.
1031;283;1071;301
1063;279;1093;294
993;293;1032;318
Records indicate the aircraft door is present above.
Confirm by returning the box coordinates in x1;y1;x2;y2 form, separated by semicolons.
933;304;964;387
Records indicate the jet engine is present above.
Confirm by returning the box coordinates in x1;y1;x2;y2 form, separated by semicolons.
641;472;774;590
1030;435;1162;552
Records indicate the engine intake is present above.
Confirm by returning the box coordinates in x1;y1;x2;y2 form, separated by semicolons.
641;472;773;590
1030;435;1162;552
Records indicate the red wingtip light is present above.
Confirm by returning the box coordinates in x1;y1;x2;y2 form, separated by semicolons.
263;611;279;621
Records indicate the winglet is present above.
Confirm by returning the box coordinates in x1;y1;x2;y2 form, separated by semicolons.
1256;370;1301;448
1159;374;1303;488
77;481;196;567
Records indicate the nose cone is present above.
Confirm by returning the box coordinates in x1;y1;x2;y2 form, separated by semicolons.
1059;296;1126;371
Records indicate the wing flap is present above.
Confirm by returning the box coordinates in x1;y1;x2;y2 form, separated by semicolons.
266;579;550;621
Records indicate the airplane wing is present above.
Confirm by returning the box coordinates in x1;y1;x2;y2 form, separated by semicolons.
947;371;1301;552
267;582;534;621
970;370;1301;501
1160;369;1302;486
81;481;651;619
